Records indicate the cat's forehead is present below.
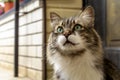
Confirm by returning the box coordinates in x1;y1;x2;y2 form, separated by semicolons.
62;17;75;24
60;16;84;28
59;17;76;28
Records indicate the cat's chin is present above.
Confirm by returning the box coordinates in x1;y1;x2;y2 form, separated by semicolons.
57;44;86;55
59;48;86;56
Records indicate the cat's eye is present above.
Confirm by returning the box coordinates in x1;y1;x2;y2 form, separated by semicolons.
57;26;64;33
74;24;82;31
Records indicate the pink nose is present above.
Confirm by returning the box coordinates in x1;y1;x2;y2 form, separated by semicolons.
63;30;71;38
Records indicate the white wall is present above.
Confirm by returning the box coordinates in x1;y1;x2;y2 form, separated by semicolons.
0;0;43;80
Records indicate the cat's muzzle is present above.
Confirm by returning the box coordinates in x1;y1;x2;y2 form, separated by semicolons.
63;40;76;46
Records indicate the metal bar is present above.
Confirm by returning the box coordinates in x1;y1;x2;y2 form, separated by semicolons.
14;0;19;77
42;0;47;80
83;0;88;7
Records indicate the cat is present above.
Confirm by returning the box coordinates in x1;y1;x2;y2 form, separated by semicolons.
47;6;120;80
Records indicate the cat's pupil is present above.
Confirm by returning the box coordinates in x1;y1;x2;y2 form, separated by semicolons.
57;26;64;33
74;24;82;31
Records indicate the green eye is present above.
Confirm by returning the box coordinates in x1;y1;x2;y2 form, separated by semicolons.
57;26;64;33
74;24;82;31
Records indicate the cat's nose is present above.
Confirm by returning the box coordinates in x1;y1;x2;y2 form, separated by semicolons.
63;30;71;38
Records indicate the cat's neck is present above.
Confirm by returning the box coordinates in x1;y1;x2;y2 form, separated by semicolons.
52;49;104;80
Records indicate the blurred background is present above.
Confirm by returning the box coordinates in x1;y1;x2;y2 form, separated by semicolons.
0;0;120;80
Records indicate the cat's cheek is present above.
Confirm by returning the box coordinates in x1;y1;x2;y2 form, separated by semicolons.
57;35;66;46
68;33;84;45
68;35;80;44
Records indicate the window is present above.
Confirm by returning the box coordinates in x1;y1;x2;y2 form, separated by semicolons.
0;0;31;18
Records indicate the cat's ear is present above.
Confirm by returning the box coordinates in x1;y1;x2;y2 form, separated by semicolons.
50;12;61;26
80;6;95;27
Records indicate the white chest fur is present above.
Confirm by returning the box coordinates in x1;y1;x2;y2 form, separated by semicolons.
52;52;103;80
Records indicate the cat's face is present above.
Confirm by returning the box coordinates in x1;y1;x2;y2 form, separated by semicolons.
49;6;98;55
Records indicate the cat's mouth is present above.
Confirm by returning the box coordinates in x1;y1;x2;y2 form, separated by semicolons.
63;40;77;46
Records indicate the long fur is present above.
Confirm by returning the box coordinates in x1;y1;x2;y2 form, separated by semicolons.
47;6;120;80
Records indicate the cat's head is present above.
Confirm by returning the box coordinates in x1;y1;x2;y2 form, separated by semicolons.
49;6;100;55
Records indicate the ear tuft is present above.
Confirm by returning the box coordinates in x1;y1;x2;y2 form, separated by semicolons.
80;6;95;27
83;6;94;17
50;12;61;23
